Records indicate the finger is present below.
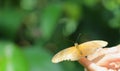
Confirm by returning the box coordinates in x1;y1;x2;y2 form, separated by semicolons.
78;57;92;67
88;63;108;71
78;57;108;71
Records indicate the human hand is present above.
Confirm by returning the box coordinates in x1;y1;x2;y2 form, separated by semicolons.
79;44;120;71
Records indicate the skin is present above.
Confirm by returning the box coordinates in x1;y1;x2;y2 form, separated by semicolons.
78;44;120;71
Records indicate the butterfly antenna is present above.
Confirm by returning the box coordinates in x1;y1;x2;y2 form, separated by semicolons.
75;33;82;44
74;33;83;55
74;33;81;46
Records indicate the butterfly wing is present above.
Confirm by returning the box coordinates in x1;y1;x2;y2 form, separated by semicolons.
52;46;81;63
78;40;108;56
52;40;108;63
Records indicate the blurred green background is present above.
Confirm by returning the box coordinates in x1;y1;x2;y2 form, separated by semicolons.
0;0;120;71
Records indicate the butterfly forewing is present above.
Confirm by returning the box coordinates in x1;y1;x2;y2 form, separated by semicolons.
78;40;108;56
52;46;81;63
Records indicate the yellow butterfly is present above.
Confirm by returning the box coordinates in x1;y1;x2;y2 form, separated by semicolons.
52;40;108;63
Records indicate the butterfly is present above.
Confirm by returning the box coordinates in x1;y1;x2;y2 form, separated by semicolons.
52;40;108;63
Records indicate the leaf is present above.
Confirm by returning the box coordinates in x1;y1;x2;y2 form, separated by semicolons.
0;9;26;39
40;4;62;41
0;41;28;71
83;0;99;7
64;2;82;20
63;19;77;36
23;46;64;71
102;0;119;11
20;0;37;10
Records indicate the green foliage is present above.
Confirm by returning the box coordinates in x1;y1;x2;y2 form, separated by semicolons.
0;9;25;39
63;19;78;36
0;41;28;71
102;0;119;11
63;2;82;36
83;0;99;7
23;46;63;71
20;0;38;10
40;4;62;41
0;0;120;71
